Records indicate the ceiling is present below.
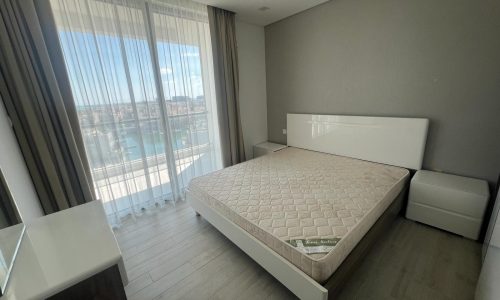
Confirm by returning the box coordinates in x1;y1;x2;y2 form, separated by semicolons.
195;0;330;26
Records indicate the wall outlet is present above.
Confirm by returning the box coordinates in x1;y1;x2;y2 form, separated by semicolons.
282;129;287;135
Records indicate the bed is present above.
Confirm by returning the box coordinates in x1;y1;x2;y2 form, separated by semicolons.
186;114;429;299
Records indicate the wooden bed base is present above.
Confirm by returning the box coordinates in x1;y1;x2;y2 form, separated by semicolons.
187;185;408;300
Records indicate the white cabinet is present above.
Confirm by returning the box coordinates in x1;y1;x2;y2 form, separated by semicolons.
4;201;126;299
476;186;500;300
406;170;489;240
253;142;287;158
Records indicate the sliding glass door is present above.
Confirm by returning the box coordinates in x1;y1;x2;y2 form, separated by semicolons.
50;0;221;226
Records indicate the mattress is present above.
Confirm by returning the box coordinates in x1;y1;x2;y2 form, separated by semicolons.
187;147;409;283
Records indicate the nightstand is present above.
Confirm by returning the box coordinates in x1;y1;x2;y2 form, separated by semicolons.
406;170;490;240
253;142;287;158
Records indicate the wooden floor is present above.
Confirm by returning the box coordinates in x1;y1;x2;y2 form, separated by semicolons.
114;201;481;300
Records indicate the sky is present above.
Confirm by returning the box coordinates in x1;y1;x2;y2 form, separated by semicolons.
58;30;204;107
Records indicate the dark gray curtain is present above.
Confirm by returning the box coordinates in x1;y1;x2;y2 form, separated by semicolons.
208;6;246;167
0;0;95;214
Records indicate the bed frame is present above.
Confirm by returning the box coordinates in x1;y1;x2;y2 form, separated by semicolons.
187;114;428;300
287;114;429;170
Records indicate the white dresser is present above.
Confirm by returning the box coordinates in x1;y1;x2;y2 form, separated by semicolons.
253;142;287;158
406;170;490;240
4;201;127;299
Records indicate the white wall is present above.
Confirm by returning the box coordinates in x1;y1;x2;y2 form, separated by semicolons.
476;188;500;300
0;96;43;223
235;21;268;159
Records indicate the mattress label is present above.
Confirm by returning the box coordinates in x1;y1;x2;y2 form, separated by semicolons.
286;238;341;254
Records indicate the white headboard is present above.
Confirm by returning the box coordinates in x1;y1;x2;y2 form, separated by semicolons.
287;114;429;170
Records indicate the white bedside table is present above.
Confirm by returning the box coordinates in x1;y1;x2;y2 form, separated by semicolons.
406;170;490;240
253;142;287;158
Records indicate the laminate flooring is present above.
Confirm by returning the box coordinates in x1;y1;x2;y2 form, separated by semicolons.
113;201;481;300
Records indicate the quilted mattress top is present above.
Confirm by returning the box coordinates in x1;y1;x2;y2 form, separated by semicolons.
187;147;409;282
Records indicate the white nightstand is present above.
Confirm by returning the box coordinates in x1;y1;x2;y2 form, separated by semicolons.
253;142;287;158
406;170;490;240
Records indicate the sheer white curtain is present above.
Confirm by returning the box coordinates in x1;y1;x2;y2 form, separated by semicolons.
50;0;222;226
